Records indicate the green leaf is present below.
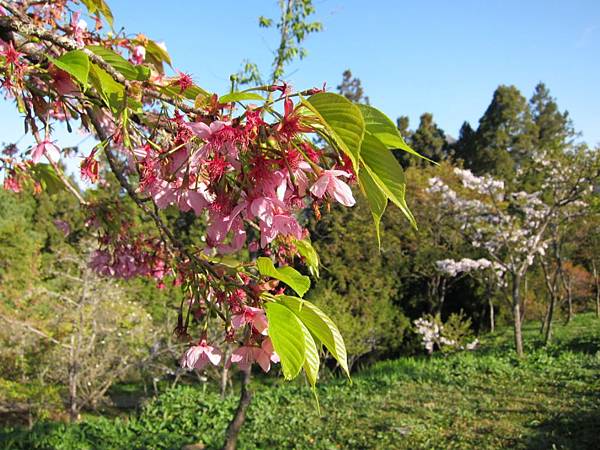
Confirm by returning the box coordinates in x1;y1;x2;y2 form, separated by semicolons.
358;167;388;249
257;257;310;297
278;296;350;378
265;302;306;380
293;238;320;278
358;104;431;162
300;320;320;388
30;164;64;195
361;132;416;228
219;92;266;103
87;45;150;81
184;85;210;101
50;50;90;87
159;84;210;101
144;39;172;74
81;0;114;27
89;63;125;112
306;93;365;173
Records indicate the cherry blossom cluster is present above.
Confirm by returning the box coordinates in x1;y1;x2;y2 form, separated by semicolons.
0;0;364;375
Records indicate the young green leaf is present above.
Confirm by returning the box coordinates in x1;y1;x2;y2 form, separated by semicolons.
30;164;65;195
360;132;416;228
265;302;306;380
278;295;350;378
358;167;388;249
87;45;150;81
51;50;90;87
358;104;432;163
219;92;266;103
144;39;172;74
293;238;320;278
305;93;365;173
81;0;114;27
89;63;125;112
257;257;310;297
300;320;320;388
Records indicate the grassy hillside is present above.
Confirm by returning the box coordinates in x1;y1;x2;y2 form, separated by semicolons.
2;314;599;449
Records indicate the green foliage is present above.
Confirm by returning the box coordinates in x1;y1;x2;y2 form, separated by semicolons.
279;296;349;377
293;238;320;278
265;295;349;385
358;104;426;161
0;191;42;300
308;195;408;365
89;63;126;112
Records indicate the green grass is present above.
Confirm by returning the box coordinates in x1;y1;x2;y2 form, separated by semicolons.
2;314;599;449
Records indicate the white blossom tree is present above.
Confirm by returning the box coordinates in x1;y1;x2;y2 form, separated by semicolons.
427;149;598;356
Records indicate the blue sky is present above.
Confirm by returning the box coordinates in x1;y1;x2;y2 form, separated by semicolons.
1;0;599;155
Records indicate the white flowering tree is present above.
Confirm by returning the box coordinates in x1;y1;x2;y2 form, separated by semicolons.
427;149;598;356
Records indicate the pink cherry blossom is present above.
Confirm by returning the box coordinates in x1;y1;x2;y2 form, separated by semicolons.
131;45;146;65
310;169;355;207
228;338;279;372
259;213;304;247
231;306;268;335
180;340;222;371
31;139;60;164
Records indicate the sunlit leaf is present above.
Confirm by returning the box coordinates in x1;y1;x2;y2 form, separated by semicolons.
257;257;310;297
305;93;365;173
278;295;349;378
361;132;416;228
87;45;150;81
219;92;266;103
293;238;320;278
50;50;90;87
358;104;432;162
358;167;388;249
265;302;306;380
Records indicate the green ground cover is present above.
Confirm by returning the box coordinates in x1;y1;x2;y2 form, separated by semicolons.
2;314;599;449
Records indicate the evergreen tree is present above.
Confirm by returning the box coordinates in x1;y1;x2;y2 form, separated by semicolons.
470;85;537;179
530;82;575;152
396;115;411;141
410;113;448;163
452;121;476;164
337;69;369;104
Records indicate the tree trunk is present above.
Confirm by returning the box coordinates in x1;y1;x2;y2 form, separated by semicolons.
565;277;573;324
543;292;556;345
220;347;231;399
223;369;252;450
593;261;600;318
67;334;79;422
512;275;524;357
560;268;573;325
486;280;494;333
437;278;447;315
520;274;528;324
488;296;495;333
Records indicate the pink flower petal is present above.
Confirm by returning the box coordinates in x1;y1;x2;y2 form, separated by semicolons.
309;173;330;198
